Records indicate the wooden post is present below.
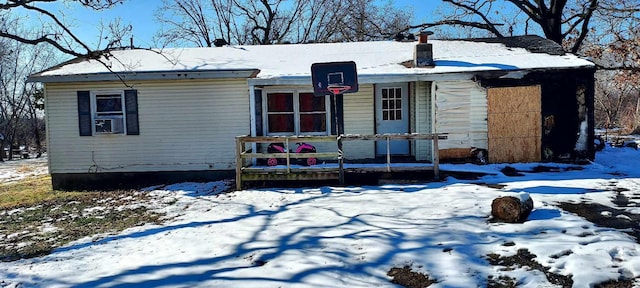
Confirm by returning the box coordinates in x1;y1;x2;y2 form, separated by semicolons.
338;135;344;185
386;135;391;172
433;134;440;180
285;137;290;174
235;136;243;190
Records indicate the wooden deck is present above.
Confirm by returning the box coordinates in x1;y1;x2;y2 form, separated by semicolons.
235;133;447;190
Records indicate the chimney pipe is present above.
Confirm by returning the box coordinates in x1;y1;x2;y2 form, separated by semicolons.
414;31;435;68
418;31;432;44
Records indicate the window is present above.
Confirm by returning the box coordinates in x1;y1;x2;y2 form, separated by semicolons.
94;93;125;134
381;87;402;121
267;93;294;133
77;90;139;136
266;91;329;135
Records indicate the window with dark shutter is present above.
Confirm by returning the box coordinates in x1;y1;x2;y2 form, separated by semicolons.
77;89;139;136
124;90;139;135
77;91;92;136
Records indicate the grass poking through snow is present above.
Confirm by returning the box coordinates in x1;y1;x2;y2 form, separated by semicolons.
0;176;164;262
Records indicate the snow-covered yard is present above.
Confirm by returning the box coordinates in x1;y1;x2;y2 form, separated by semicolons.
2;147;640;287
0;156;48;183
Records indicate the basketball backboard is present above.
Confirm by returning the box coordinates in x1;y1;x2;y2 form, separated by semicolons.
311;61;358;96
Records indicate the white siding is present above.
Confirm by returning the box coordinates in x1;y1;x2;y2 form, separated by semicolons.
46;79;250;173
343;84;375;159
469;83;489;149
415;81;432;161
434;81;488;150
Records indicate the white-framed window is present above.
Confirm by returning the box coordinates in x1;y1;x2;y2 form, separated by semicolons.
264;90;330;135
381;87;403;121
92;91;126;135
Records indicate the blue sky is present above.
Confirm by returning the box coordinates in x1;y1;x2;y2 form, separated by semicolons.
38;0;440;48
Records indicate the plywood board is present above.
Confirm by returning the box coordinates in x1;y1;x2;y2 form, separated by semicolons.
487;85;541;163
488;112;541;138
489;137;541;163
488;86;541;113
439;148;472;160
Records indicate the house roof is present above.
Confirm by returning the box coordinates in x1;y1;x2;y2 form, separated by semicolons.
28;35;594;85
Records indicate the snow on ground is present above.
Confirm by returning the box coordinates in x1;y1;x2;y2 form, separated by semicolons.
0;156;48;183
2;147;640;287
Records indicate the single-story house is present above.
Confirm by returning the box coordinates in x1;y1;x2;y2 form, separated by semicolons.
28;35;596;190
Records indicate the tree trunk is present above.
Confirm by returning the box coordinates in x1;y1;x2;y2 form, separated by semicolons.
491;194;534;223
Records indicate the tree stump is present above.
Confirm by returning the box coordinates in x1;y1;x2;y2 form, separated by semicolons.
491;193;534;223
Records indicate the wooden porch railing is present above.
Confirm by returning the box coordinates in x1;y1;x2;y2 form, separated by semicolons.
235;133;447;190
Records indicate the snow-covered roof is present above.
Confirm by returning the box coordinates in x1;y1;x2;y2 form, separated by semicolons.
28;35;594;84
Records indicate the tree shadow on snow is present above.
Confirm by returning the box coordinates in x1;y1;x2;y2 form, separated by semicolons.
32;185;570;287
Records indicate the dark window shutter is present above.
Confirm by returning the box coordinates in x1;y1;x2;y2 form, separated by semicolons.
124;90;139;135
254;89;263;136
77;91;92;136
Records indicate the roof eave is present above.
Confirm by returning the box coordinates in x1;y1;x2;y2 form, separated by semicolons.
248;64;595;86
27;69;261;83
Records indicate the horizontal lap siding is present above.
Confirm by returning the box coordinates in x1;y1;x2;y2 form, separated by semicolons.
343;84;375;159
470;84;489;149
435;81;488;150
415;81;432;161
46;79;249;173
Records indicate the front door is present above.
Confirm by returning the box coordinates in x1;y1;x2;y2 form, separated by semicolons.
375;83;409;155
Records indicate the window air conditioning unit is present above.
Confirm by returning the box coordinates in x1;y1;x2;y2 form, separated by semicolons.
94;117;124;134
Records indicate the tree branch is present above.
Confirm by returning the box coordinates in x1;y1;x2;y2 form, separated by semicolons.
442;0;505;37
407;19;505;38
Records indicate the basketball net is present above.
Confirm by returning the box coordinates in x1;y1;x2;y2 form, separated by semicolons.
327;85;351;95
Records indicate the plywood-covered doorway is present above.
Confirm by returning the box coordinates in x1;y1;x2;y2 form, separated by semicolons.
487;85;541;163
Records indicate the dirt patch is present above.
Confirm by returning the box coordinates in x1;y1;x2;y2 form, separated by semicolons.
387;265;436;288
487;275;517;288
487;248;573;287
501;165;584;177
557;202;640;242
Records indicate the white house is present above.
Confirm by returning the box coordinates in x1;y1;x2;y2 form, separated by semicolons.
28;35;595;190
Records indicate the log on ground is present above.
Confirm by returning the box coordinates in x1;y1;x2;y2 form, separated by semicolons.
491;194;534;223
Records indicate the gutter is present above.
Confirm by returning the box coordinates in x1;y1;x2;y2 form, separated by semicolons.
27;69;260;83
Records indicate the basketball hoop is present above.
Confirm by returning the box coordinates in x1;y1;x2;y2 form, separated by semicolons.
327;85;351;95
311;62;358;96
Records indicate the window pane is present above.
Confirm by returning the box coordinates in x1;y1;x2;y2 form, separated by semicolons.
267;93;293;112
300;114;326;132
383;111;389;120
268;114;294;133
396;110;402;120
96;95;122;113
299;93;325;112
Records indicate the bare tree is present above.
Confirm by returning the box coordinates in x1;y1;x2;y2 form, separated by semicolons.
154;0;219;47
155;0;411;46
0;0;129;58
577;1;640;131
410;0;640;54
334;0;410;41
0;15;56;160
